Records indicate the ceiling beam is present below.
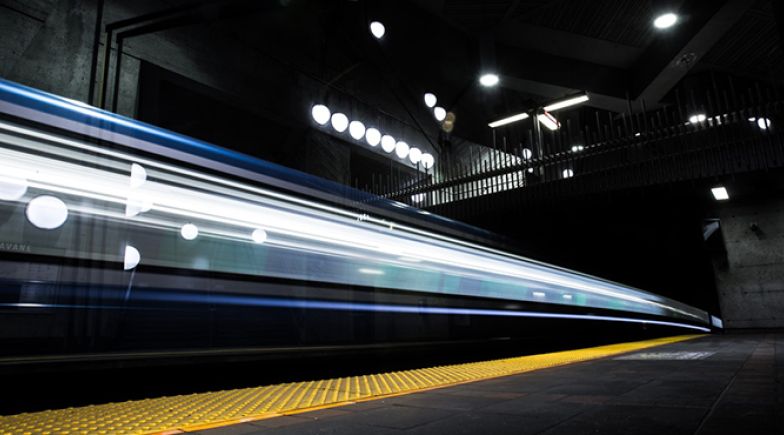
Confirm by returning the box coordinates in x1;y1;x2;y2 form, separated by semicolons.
630;0;754;103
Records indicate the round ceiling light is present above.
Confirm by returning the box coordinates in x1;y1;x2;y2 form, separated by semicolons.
409;147;422;164
479;73;500;87
421;153;434;169
330;113;349;132
365;127;381;146
124;245;140;270
349;120;366;140
381;135;396;153
311;104;330;125
424;93;437;108
433;106;446;121
653;13;678;29
369;21;385;39
395;141;410;159
26;195;68;230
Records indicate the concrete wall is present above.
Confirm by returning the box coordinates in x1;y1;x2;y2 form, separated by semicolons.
715;198;784;328
0;0;442;184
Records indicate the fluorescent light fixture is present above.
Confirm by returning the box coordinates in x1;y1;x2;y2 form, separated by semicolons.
311;104;330;125
251;228;268;244
537;112;560;130
488;112;529;128
563;294;573;300
180;223;199;240
433;106;446;121
711;186;729;201
26;195;68;229
421;153;434;169
0;175;28;201
359;268;384;275
123;245;140;270
689;114;707;123
381;135;396;153
543;94;589;112
330;113;348;133
653;13;678;29
369;21;385;39
408;147;422;164
533;291;546;298
479;73;500;87
348;121;365;140
424;93;437;108
365;127;381;146
562;169;574;178
395;141;410;159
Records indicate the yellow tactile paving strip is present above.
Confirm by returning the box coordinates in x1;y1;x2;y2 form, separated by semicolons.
0;334;704;435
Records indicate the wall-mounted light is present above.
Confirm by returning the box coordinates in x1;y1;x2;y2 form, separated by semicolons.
180;223;199;240
26;195;68;229
562;168;574;178
330;113;348;133
395;141;410;159
365;128;381;146
381;135;396;153
348;120;366;140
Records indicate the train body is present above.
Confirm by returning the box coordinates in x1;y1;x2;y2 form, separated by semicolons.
0;80;712;367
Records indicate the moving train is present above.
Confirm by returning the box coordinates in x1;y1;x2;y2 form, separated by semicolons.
0;79;715;368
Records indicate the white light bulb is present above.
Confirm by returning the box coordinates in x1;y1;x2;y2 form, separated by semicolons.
349;120;366;140
757;117;771;130
0;175;28;201
180;223;199;240
381;135;396;153
654;13;678;29
330;113;349;132
369;21;385;39
521;148;533;159
424;93;437;108
395;141;410;159
252;228;268;244
479;73;499;87
311;105;330;125
26;195;68;230
123;245;140;270
689;114;707;123
409;147;422;164
433;107;446;121
365;128;381;146
562;169;574;178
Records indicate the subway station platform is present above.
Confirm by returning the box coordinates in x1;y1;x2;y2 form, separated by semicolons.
193;333;782;435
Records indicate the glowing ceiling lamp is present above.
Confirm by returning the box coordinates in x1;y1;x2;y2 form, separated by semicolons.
381;135;396;153
408;147;422;164
0;175;28;201
123;245;140;270
424;93;437;108
180;223;199;240
369;21;385;39
348;120;366;140
251;228;268;244
479;73;499;87
421;153;435;169
537;112;560;130
311;104;330;125
433;106;446;121
330;113;349;133
488;112;529;128
711;186;729;201
543;93;589;112
653;13;678;29
395;141;410;159
365;127;381;146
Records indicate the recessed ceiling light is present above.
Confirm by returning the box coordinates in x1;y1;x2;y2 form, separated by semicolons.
711;186;729;201
369;21;385;39
654;13;678;29
479;73;500;87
